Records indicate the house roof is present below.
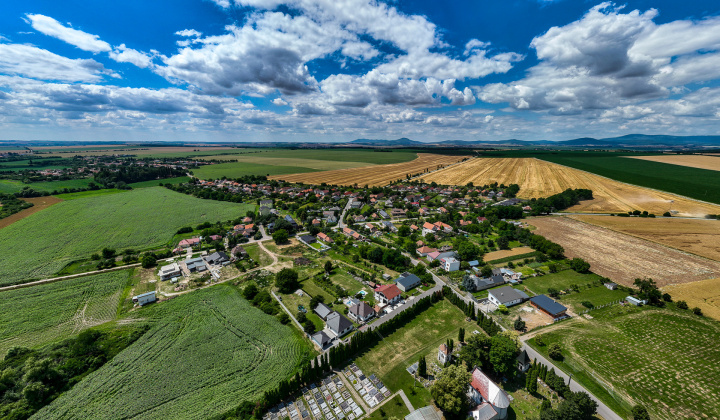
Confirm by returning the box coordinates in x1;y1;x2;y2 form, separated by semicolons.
326;312;354;334
314;303;333;319
470;367;510;409
439;343;449;355
349;302;374;318
395;273;422;289
530;295;568;315
405;406;443;420
417;246;436;254
471;403;498;420
311;331;332;346
134;291;156;299
376;284;402;300
488;286;525;304
300;234;316;243
517;349;530;365
426;251;441;260
422;222;435;230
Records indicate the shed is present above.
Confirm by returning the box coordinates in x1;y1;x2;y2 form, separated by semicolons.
626;296;647;306
132;291;156;306
529;295;568;319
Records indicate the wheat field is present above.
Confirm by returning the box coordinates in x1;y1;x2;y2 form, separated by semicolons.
628;154;720;172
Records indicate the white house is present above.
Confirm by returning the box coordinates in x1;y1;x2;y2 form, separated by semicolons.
132;291;156;306
158;262;181;281
326;312;354;337
488;286;526;308
348;302;375;322
374;284;402;305
441;257;460;272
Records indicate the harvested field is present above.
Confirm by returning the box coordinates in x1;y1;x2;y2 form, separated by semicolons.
43;146;239;157
569;215;720;261
423;157;720;217
628;154;720;172
0;196;62;229
201;155;375;170
663;277;720;321
270;153;468;186
528;216;720;287
485;246;534;261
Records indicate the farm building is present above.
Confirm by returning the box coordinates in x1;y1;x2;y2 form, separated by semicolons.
184;257;207;273
468;367;510;420
374;284;403;305
348;302;375;322
529;295;568;320
488;286;527;308
314;303;333;320
395;272;422;292
311;331;332;348
158;263;181;281
626;296;648;306
493;268;522;281
438;343;451;364
132;291;156;306
326;312;354;337
517;350;531;372
405;406;442;420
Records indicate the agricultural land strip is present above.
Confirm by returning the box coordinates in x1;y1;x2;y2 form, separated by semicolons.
193;161;321;179
627;154;720;172
422;157;720;217
0;270;130;355
528;216;720;287
663;277;720;321
569;215;720;261
200;148;418;165
270;153;469;187
0;187;253;286
35;285;314;420
530;306;720;420
0;196;62;229
201;155;376;170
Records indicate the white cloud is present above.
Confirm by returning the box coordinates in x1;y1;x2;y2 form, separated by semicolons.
25;14;111;53
0;43;111;82
175;29;203;37
109;44;154;68
272;97;287;105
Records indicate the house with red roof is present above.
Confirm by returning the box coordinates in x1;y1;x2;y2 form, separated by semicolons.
469;367;510;420
416;246;438;257
374;284;402;305
178;238;201;248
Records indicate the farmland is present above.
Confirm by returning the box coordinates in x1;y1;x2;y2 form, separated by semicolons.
194;161;321;179
0;178;94;194
484;246;534;262
422;157;720;217
38;145;241;157
201;148;418;165
0;187;253;285
664;277;720;321
34;284;314;420
528;306;720;420
528;216;720;287
0;270;129;355
271;153;469;186
0;195;62;228
569;215;720;261
628;154;720;172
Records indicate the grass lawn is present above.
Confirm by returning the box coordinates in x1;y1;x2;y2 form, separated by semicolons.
366;395;410;420
521;270;602;295
245;243;274;268
127;176;192;188
354;299;479;409
527;305;720;420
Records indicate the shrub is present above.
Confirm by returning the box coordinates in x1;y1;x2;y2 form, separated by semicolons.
548;343;562;360
693;307;703;316
581;301;594;309
548;288;560;298
497;304;508;314
676;300;688;310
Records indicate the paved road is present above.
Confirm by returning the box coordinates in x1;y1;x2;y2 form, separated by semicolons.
0;263;142;292
337;198;353;229
521;341;622;420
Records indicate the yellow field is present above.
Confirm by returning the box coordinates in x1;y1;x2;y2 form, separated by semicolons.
569;215;720;261
422;157;720;217
485;246;534;261
269;153;468;186
529;216;720;287
41;146;240;157
200;155;375;170
663;277;720;321
628;155;720;172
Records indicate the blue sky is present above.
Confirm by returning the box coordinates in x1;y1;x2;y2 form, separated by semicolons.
1;0;719;142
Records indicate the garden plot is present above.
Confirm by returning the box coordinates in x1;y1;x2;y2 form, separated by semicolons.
343;364;392;409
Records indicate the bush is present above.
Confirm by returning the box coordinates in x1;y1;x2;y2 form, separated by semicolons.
693;307;703;316
662;293;672;302
177;226;193;234
275;268;300;294
581;301;594;309
497;304;508;314
548;288;560;298
676;300;688;310
272;229;289;244
548;343;562;360
514;317;525;331
277;312;290;324
663;212;671;217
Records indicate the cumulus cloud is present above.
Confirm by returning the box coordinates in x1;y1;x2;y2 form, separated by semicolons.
25;14;111;53
109;44;154;68
0;44;112;82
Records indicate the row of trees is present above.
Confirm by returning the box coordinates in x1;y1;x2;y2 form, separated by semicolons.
529;188;594;215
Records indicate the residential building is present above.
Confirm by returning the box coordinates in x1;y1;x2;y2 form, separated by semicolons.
529;295;568;320
299;234;316;244
205;251;229;266
604;282;618;290
473;275;506;291
395;272;422;292
311;331;332;348
469;367;510;420
317;232;333;243
327;312;354;337
158;263;181;280
178;238;201;248
314;302;333;320
348;302;375;322
416;246;437;257
374;284;402;305
488;286;526;308
185;257;207;273
438;343;451;364
441;257;460;272
132;291;156;306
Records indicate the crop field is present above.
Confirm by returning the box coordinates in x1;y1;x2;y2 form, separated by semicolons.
569;215;720;261
203;155;376;171
201;148;418;164
628;154;720;172
41;145;241;157
0;178;94;194
0;187;253;285
194;161;321;179
0;270;129;356
422;157;720;217
663;277;720;321
531;306;720;420
35;284;314;420
529;216;720;287
484;246;534;262
271;153;469;186
0;196;62;229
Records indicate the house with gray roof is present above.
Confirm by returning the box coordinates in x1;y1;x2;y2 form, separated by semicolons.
348;301;375;322
311;331;332;348
530;295;568;320
395;272;422;292
184;257;207;273
488;286;526;308
473;275;506;291
314;302;333;320
326;312;354;337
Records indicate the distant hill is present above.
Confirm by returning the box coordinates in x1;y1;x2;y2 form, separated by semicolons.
349;138;425;146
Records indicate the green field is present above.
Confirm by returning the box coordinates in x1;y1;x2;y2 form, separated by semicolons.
34;284;314;420
354;299;478;409
193;161;321;179
366;395;410;420
0;178;94;194
0;271;130;355
0;187;253;285
521;270;627;312
230;149;417;164
529;305;720;420
127;176;192;188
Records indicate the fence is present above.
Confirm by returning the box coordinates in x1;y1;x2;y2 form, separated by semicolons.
578;299;624;315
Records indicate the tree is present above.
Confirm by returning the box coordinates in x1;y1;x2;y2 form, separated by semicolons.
272;229;289;244
430;363;471;417
461;275;476;292
634;278;662;305
296;312;307;323
101;247;116;259
569;258;591;274
566;391;598;419
141;253;157;269
276;268;300;294
693;307;703;316
489;334;517;376
243;283;259;300
496;236;510;250
457;242;480;261
547;263;559;273
548;343;562;360
458;334;490;371
480;265;493;278
277;312;290;325
309;294;325;311
631;405;650;420
418;356;427;377
398;225;411;237
547;288;560;298
662;293;672;302
458;328;465;343
514;317;526;331
527;370;538;393
676;300;688;310
324;260;333;274
497;304;508;314
303;319;316;334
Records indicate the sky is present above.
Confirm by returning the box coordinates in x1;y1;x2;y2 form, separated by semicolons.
1;0;720;143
